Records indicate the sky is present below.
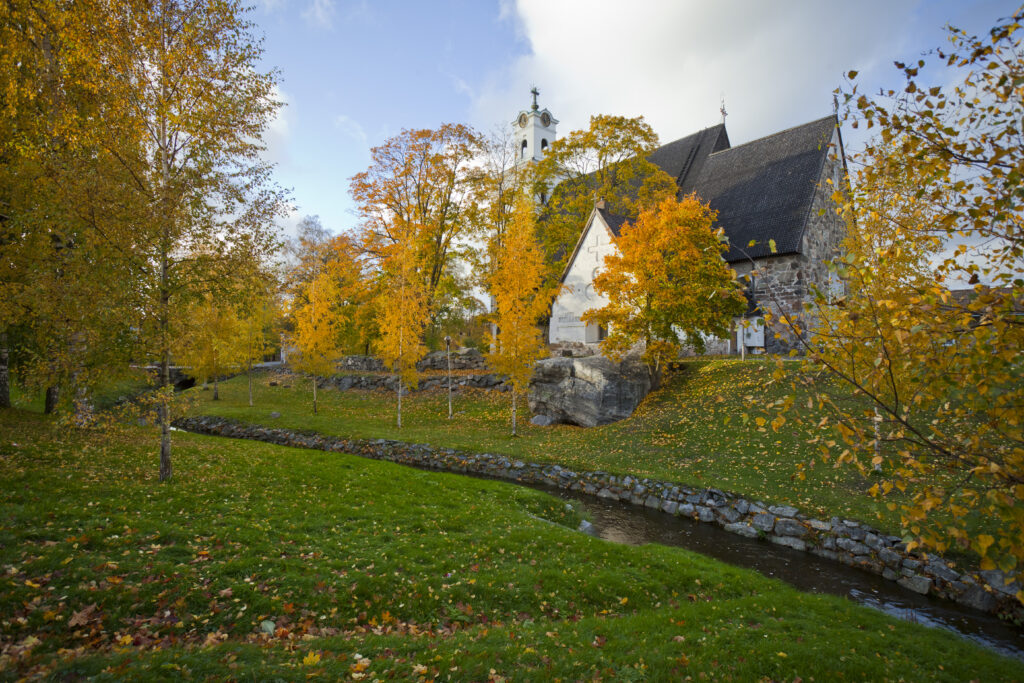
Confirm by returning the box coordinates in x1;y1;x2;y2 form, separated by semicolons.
253;0;1020;239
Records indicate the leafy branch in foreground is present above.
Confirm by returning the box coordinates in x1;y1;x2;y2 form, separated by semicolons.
771;8;1024;592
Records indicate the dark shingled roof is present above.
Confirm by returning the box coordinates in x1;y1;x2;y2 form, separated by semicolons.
649;124;730;192
596;116;837;263
596;208;628;237
691;115;837;262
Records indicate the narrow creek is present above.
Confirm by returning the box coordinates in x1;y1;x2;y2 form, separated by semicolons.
543;485;1024;661
173;418;1024;661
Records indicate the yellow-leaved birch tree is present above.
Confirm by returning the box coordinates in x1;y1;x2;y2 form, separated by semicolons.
773;9;1024;589
176;292;247;401
488;193;551;435
376;220;428;429
291;270;341;415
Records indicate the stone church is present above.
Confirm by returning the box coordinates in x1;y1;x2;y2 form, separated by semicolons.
514;94;848;355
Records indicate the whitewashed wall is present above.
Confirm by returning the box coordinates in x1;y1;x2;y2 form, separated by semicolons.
549;212;616;344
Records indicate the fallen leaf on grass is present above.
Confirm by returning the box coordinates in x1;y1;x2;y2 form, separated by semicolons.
68;604;98;628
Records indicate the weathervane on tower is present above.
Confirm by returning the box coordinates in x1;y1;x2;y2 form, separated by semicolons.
720;94;728;124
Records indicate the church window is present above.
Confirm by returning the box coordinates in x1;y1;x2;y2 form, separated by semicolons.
521;139;527;158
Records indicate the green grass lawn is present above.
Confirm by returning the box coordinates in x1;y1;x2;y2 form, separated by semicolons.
192;360;908;533
1;409;1021;680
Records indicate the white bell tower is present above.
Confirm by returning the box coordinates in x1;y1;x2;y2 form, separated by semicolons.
513;87;558;165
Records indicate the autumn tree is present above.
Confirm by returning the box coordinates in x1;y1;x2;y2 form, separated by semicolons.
473;129;532;287
325;233;380;356
291;268;341;415
235;264;283;407
583;195;747;379
777;9;1024;588
487;193;551;435
176;292;247;401
84;0;284;481
285;215;333;294
0;1;138;414
350;124;482;332
376;219;429;429
534;115;677;281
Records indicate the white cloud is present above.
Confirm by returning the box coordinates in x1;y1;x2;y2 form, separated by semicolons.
302;0;337;29
334;113;369;150
275;204;305;247
262;85;292;166
472;0;922;149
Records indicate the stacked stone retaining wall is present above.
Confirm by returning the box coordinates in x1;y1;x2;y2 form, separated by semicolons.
173;414;1023;621
322;373;508;393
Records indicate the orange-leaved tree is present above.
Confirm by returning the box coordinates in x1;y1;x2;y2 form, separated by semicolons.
534;115;676;282
351;124;481;332
487;192;551;436
583;195;746;379
376;219;429;428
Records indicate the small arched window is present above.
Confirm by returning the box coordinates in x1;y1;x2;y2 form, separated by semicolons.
541;138;548;153
521;139;528;158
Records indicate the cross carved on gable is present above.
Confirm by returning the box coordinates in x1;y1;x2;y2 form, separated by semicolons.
587;231;606;261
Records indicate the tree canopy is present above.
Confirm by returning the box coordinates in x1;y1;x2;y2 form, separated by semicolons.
583;195;746;375
534;114;677;281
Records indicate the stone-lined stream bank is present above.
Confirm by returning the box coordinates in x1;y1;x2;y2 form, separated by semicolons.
173;415;1024;630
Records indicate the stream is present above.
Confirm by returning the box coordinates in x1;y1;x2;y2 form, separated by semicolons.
545;486;1024;661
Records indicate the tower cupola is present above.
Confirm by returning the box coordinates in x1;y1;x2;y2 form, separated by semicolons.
513;87;558;165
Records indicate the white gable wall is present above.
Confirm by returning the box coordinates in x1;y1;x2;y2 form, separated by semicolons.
549;213;616;344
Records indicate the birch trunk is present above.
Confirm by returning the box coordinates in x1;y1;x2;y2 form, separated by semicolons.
45;385;60;414
157;11;172;483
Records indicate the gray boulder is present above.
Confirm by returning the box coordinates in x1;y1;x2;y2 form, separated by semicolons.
527;355;653;427
530;414;558;427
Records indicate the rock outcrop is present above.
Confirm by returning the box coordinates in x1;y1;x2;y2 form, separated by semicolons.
528;355;653;427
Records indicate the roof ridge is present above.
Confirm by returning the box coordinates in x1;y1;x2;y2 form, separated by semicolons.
706;114;835;158
657;122;724;149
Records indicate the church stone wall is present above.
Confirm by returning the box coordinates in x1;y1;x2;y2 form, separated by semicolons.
733;131;847;355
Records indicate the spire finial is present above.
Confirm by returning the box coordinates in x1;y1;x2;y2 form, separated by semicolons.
530;86;540;111
720;93;728;124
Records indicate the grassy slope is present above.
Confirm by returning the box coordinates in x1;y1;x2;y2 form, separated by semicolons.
195;360;903;532
0;409;1020;681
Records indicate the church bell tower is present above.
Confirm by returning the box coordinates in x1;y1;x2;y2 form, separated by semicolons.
513;87;558;165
